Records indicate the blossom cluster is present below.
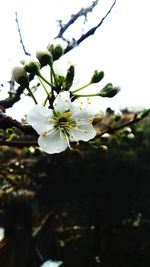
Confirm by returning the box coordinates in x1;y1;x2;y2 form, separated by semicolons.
12;39;120;154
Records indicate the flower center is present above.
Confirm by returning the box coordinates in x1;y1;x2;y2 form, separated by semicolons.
53;110;76;134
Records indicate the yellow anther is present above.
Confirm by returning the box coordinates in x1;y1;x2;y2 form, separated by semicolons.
42;130;48;136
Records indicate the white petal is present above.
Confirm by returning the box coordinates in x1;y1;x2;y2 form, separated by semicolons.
27;105;53;135
53;91;71;113
38;130;68;154
40;259;63;267
71;98;96;119
69;124;96;142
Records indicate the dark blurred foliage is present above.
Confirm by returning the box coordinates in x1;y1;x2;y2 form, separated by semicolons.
0;117;150;267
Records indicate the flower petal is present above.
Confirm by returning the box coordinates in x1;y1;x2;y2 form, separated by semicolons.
53;91;71;113
40;259;63;267
71;98;96;119
69;124;96;142
38;130;68;154
27;105;53;135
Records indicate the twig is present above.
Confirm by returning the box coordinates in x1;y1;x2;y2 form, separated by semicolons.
15;12;31;56
55;0;99;38
64;0;117;53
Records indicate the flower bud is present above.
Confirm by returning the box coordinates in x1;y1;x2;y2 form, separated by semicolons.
99;83;120;98
101;133;110;141
122;127;132;134
12;65;29;87
36;49;53;66
91;70;104;83
63;65;75;90
48;44;64;61
127;133;134;139
24;60;40;75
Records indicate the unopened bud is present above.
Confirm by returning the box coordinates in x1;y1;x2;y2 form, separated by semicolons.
12;65;29;87
48;43;64;61
127;133;134;139
24;60;40;75
91;70;104;83
122;127;132;134
63;65;75;90
36;49;53;66
99;83;120;98
101;133;110;141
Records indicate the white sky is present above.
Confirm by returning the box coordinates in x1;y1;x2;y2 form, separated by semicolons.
0;0;150;120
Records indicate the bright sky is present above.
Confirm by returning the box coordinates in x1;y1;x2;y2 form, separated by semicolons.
0;0;150;120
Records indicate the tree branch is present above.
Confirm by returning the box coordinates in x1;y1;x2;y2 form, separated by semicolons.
64;0;117;54
55;0;99;38
15;12;31;56
0;140;37;147
0;73;35;109
0;111;37;135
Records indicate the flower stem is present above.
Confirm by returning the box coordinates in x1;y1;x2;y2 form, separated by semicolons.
73;93;99;97
71;82;91;93
49;63;57;86
37;73;53;87
26;86;38;104
37;76;50;96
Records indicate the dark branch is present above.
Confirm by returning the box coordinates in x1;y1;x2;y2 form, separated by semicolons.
0;111;37;136
15;12;31;56
0;85;25;109
0;73;35;109
64;0;117;54
0;140;37;148
55;0;99;38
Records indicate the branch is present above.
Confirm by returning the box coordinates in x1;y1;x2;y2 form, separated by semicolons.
0;140;37;148
0;111;37;135
95;108;150;137
64;0;117;54
55;0;99;38
0;85;25;109
0;73;35;109
15;12;31;56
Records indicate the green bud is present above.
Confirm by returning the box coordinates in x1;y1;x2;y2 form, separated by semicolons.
91;70;104;83
99;83;120;98
36;49;53;66
48;44;64;61
24;60;40;75
63;65;75;90
122;127;132;134
12;66;29;87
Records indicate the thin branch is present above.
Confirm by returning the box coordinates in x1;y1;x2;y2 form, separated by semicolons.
64;0;117;54
55;0;99;38
15;12;31;56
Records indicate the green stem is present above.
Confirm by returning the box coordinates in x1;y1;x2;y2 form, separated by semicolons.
37;76;50;96
43;95;49;106
49;63;57;86
71;82;91;93
26;86;38;104
37;73;53;87
73;93;99;97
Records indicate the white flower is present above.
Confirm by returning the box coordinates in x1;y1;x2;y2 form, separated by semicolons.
27;91;96;154
40;259;62;267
